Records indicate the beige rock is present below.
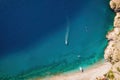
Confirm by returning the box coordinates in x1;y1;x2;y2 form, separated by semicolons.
114;13;120;27
110;0;120;12
104;28;120;64
104;0;120;80
112;62;120;79
110;0;116;10
105;0;120;64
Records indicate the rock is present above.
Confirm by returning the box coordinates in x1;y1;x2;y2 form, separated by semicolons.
110;0;120;12
105;0;120;65
114;13;120;27
112;61;120;79
110;0;116;10
103;0;120;79
104;28;120;64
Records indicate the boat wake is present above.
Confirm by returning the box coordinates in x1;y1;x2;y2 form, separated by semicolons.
65;26;69;46
65;17;70;46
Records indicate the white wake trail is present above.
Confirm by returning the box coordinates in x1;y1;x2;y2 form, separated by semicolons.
65;19;70;46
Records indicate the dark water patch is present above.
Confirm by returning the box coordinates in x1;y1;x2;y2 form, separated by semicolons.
0;0;88;55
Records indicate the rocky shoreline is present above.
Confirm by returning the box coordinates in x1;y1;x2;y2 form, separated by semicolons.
104;0;120;79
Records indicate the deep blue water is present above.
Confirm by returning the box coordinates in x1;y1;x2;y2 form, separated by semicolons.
0;0;114;78
0;0;88;54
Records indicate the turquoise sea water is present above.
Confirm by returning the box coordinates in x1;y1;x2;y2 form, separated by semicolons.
0;0;114;79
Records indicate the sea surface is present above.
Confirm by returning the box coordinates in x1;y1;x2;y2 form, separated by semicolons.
0;0;114;79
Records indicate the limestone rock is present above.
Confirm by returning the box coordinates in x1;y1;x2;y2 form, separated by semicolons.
104;0;120;79
112;61;120;79
104;28;120;64
110;0;120;12
114;13;120;27
110;0;116;10
105;0;120;65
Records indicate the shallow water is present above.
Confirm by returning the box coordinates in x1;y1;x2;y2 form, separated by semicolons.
0;0;114;79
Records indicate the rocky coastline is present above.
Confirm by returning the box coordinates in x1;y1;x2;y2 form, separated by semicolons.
104;0;120;79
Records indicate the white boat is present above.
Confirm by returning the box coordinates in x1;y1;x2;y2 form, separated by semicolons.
65;38;69;45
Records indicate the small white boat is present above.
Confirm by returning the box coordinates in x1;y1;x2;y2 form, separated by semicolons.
65;38;69;45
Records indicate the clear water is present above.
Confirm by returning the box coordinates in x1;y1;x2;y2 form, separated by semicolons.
0;0;114;79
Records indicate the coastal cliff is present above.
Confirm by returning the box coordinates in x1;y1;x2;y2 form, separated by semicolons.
104;0;120;79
